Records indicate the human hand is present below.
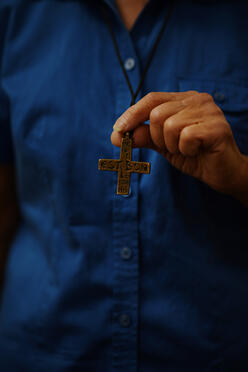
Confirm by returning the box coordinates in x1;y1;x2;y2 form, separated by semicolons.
111;91;248;199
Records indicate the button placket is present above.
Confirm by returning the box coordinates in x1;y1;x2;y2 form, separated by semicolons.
112;27;141;372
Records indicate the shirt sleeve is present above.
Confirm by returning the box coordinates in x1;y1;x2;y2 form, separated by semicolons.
0;4;13;164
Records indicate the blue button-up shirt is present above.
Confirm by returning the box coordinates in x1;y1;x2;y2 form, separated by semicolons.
1;1;248;371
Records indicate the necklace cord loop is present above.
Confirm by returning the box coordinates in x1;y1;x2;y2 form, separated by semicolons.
100;0;176;108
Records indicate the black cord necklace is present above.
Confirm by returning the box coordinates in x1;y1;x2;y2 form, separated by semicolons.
98;0;176;195
100;0;175;107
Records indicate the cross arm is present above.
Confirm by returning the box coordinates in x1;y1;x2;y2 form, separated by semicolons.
98;159;120;172
127;161;151;174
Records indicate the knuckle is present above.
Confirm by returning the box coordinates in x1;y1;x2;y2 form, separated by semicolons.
187;90;199;95
207;102;220;114
202;102;221;117
181;126;192;141
164;117;174;129
200;92;213;102
184;92;213;106
150;107;162;124
146;91;157;102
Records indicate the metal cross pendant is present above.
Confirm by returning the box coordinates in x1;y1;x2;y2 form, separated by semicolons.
98;132;151;195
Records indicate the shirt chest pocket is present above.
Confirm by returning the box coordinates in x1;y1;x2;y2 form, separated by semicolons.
179;79;248;155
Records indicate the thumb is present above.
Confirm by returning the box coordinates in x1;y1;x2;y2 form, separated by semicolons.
111;124;156;150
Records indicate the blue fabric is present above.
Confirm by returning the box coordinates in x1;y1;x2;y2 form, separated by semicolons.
0;0;248;371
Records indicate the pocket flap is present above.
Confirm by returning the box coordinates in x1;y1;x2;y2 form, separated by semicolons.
179;79;248;154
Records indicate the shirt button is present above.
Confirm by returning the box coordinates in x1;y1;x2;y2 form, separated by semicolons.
124;58;135;71
120;314;131;327
120;246;132;260
213;91;225;103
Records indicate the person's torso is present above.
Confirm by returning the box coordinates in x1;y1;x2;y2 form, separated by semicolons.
1;1;248;371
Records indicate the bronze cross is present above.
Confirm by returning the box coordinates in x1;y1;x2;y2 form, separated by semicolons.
98;132;151;195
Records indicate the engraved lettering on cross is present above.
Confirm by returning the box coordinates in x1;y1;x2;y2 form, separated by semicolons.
98;132;151;195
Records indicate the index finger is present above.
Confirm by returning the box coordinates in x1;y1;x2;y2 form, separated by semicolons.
113;91;196;133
